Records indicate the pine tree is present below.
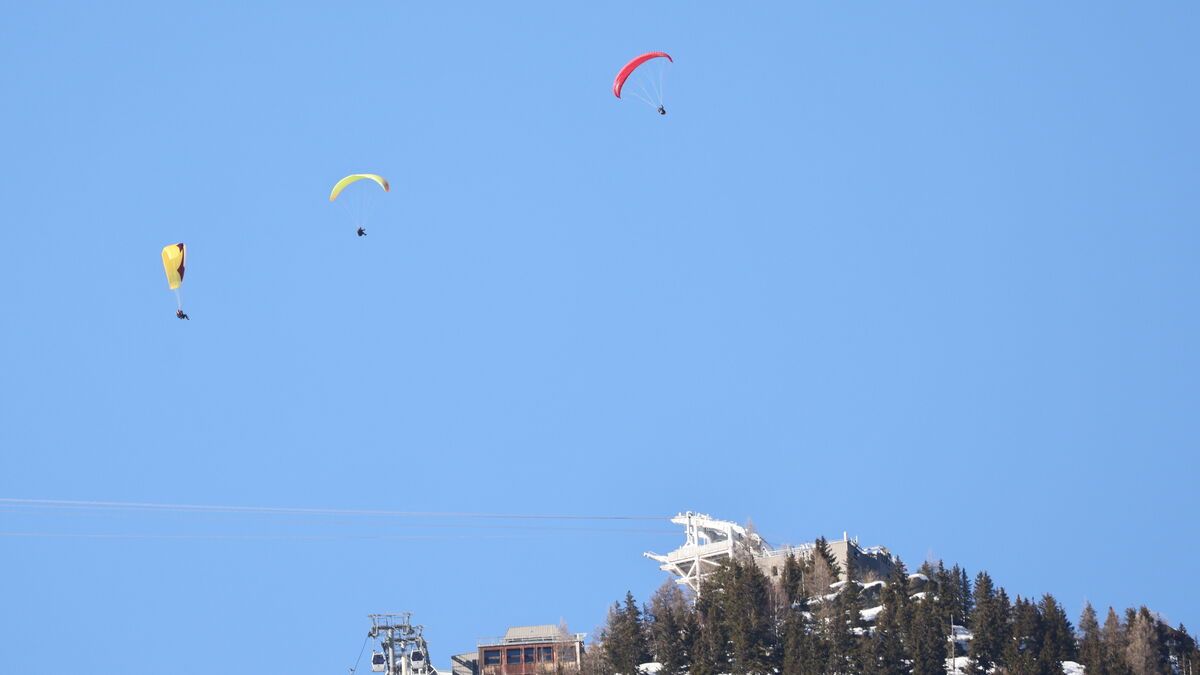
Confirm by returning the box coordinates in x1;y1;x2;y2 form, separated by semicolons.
805;537;841;598
825;579;864;674
726;558;776;675
1172;624;1198;675
880;558;910;610
690;633;713;675
809;585;844;674
933;562;960;631
1178;624;1200;675
780;599;815;675
649;581;690;675
1003;596;1045;675
691;587;723;675
968;571;1006;674
802;595;830;675
780;609;802;675
816;537;842;580
909;596;946;675
600;601;623;673
781;553;804;606
604;592;650;675
630;593;651;667
1038;593;1076;669
858;629;884;675
917;560;938;579
996;588;1013;640
680;608;699;672
956;565;974;624
1078;602;1105;675
869;559;910;675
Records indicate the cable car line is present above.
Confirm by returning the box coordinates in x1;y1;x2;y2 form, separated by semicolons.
0;529;656;541
0;497;667;521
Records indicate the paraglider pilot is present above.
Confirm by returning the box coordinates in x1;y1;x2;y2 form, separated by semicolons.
357;227;367;237
658;105;666;115
176;309;189;320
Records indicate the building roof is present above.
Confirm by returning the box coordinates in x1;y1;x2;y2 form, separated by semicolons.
478;625;587;647
504;625;561;642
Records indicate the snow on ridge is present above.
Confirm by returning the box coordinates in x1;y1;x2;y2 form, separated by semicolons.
829;579;884;592
803;577;929;611
860;605;884;621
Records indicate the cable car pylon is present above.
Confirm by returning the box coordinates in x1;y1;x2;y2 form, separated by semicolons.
364;613;434;675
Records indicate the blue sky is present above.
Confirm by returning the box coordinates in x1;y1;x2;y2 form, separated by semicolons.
2;2;1198;672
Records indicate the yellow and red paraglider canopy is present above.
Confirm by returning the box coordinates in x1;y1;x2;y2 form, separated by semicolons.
613;51;673;99
161;243;186;290
329;174;389;202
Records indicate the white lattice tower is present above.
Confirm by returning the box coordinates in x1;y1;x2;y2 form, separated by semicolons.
643;512;772;594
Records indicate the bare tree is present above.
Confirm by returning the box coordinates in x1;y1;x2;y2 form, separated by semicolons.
1125;610;1161;675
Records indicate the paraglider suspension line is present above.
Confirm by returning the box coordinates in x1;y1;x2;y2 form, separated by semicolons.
340;187;379;233
658;61;666;108
627;62;667;112
636;80;658;109
628;88;657;109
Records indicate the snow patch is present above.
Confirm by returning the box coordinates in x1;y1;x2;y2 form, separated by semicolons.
946;656;971;675
829;579;884;591
943;656;1080;675
860;605;884;621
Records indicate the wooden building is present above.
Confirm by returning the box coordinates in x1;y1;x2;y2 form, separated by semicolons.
477;625;585;675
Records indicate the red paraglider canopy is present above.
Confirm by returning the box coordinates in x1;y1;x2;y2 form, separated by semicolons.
613;51;673;98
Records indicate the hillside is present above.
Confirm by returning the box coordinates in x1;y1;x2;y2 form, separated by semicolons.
586;548;1198;675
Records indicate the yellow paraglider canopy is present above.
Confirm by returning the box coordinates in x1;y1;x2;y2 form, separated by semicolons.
161;243;186;290
329;174;389;202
